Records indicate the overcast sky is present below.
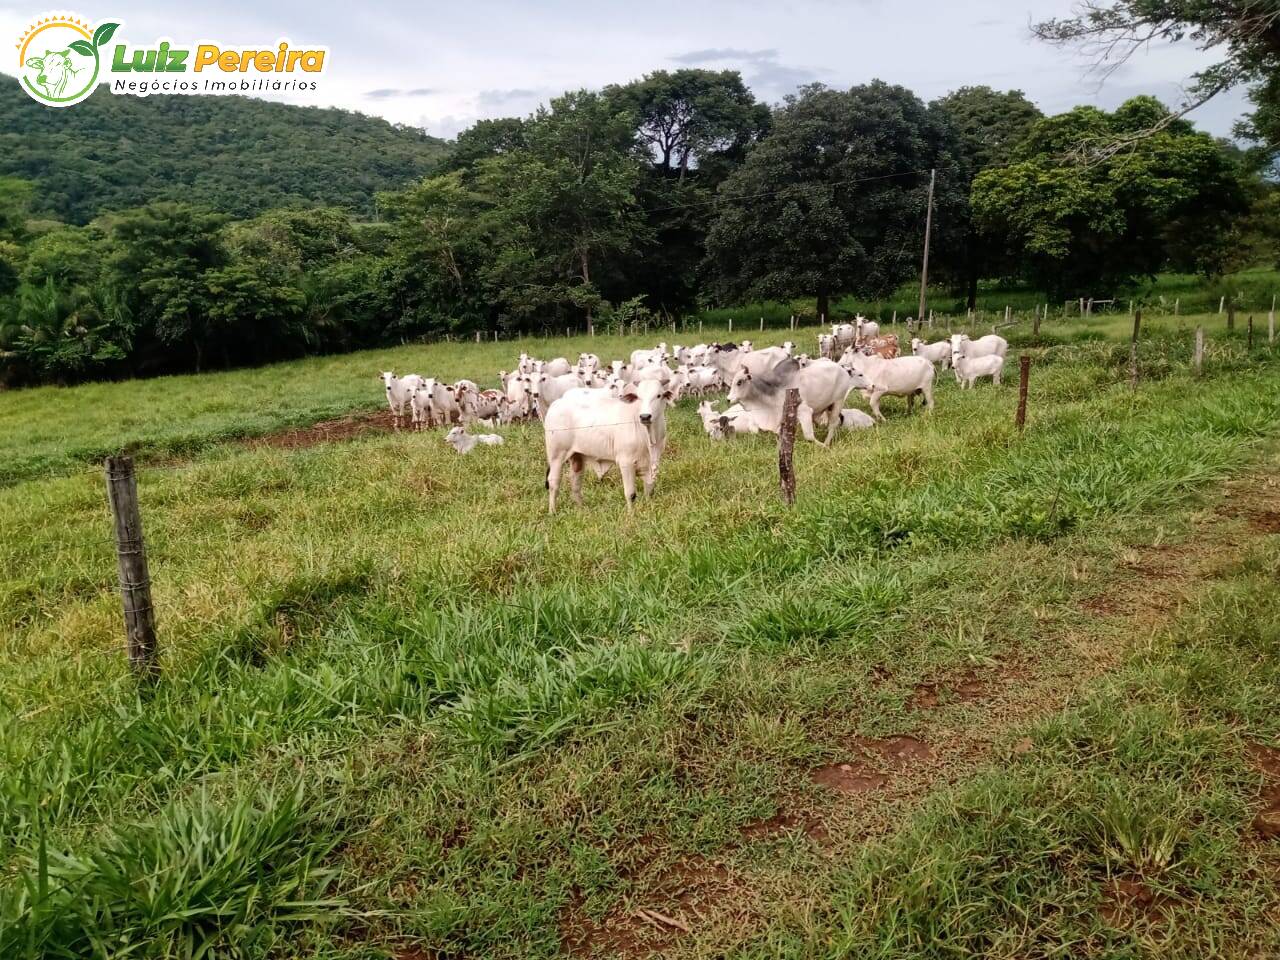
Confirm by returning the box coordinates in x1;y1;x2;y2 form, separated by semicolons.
2;0;1251;140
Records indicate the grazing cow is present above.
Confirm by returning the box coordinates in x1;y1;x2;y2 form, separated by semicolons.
846;352;935;422
911;337;952;369
949;334;1008;381
381;371;424;430
544;378;674;512
727;356;864;446
953;346;1006;388
444;426;505;454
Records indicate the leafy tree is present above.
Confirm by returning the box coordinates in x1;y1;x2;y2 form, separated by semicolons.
607;69;770;178
478;90;650;327
703;82;957;320
931;87;1042;306
971;97;1249;296
380;173;494;333
440;118;528;174
1033;2;1280;158
101;204;227;371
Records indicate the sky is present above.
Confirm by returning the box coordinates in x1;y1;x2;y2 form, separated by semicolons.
2;0;1252;140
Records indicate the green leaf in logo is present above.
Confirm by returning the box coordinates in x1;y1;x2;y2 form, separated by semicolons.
69;39;94;57
92;22;120;48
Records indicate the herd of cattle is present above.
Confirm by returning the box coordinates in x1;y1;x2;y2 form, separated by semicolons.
379;317;1009;511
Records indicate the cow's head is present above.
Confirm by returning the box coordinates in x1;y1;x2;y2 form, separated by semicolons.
380;371;395;389
26;49;77;97
620;378;673;426
727;367;753;403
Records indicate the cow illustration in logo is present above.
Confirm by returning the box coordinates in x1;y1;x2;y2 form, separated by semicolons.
16;14;119;107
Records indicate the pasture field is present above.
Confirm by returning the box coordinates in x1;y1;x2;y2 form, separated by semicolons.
2;313;1280;958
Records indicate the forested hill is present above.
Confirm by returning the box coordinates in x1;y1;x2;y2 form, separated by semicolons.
0;82;450;223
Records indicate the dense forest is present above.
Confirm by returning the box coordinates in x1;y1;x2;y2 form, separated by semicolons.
1;29;1277;385
0;85;449;223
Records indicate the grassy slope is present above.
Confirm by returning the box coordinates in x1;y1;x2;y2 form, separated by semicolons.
1;317;1278;957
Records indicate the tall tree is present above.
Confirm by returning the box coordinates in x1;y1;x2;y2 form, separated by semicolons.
971;96;1249;296
607;69;770;178
931;87;1042;307
703;81;958;320
478;90;649;327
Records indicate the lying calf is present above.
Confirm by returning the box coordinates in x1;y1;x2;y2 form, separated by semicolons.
444;426;505;455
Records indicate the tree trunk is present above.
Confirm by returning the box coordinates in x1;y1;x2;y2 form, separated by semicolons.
966;271;978;311
816;292;830;324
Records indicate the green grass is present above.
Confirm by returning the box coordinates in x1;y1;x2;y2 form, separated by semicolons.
1;310;1278;957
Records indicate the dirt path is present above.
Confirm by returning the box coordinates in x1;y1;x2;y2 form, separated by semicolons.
558;461;1280;958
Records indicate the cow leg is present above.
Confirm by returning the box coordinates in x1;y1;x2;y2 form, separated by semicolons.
870;391;886;423
569;453;585;506
644;448;660;497
922;382;935;411
907;392;915;415
619;460;638;509
822;405;840;447
797;405;818;443
547;454;566;514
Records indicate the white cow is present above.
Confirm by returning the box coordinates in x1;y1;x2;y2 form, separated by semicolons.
727;356;864;446
953;347;1006;388
504;373;534;421
380;372;423;430
630;347;665;371
544;378;673;512
846;353;935;422
444;426;505;454
911;337;952;369
854;316;880;343
949;334;1008;381
832;323;857;352
544;357;571;378
578;352;601;374
817;334;836;359
536;372;580;418
839;408;877;430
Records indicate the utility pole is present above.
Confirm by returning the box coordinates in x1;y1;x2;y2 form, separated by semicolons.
917;167;936;326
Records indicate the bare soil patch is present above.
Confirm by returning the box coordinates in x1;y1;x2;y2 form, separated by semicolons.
811;762;887;794
1099;875;1172;926
247;411;394;450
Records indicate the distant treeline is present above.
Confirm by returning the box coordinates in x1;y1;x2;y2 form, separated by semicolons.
0;72;1274;385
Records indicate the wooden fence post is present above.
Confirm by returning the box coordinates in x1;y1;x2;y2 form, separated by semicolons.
1219;295;1225;315
1270;308;1276;345
1004;305;1011;323
1174;297;1180;316
728;317;733;333
778;388;799;506
1033;307;1041;340
1194;325;1204;377
759;316;764;332
1129;309;1142;389
1248;314;1254;350
1016;355;1030;432
1227;301;1235;332
104;456;158;679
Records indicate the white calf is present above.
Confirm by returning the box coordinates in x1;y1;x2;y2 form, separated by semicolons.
380;372;423;430
846;353;935;422
444;426;505;454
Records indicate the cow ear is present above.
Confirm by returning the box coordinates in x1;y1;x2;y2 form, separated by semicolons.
662;391;674;402
620;387;639;402
25;56;44;68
